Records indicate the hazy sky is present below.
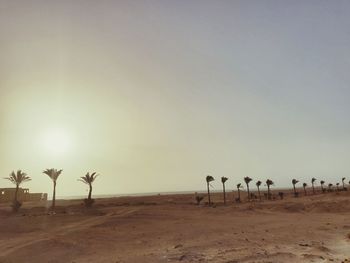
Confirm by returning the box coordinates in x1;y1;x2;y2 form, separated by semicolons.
1;0;350;197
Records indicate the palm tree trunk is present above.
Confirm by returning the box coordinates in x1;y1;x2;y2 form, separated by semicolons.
238;188;240;201
52;181;56;209
293;185;296;197
267;186;270;200
207;182;211;205
258;186;261;201
14;184;19;203
246;184;250;200
304;187;306;196
312;183;315;194
88;184;92;200
222;183;226;205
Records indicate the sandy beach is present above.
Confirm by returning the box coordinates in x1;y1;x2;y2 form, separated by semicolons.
0;189;349;263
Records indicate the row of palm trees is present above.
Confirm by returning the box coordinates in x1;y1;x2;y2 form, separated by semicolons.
205;175;348;205
206;175;275;205
3;169;99;212
291;177;348;197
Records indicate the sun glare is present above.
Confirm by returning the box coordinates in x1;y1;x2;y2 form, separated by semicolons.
42;128;72;155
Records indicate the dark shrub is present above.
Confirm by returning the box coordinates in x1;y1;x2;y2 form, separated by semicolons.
195;195;204;205
278;192;284;200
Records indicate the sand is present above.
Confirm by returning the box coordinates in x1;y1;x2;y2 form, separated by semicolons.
0;189;350;263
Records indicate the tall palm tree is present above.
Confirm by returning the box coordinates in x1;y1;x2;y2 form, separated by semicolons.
43;168;63;210
244;177;253;200
292;179;299;197
221;177;228;205
256;180;262;201
79;172;99;207
206;175;214;205
336;182;340;191
266;179;274;200
4;170;31;211
320;180;325;193
342;177;346;190
236;183;242;202
311;177;316;194
303;183;307;196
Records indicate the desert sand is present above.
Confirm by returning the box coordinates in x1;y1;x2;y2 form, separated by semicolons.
0;189;350;263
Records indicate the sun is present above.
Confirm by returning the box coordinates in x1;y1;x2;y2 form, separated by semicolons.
42;128;72;155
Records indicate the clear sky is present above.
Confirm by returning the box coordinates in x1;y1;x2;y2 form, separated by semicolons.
1;0;350;197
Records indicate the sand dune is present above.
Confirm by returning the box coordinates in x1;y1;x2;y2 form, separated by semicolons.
0;190;350;262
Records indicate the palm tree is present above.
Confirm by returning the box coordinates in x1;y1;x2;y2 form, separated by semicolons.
79;172;99;207
256;180;262;201
244;176;253;200
43;168;63;210
206;175;214;205
336;182;340;191
342;177;346;190
292;179;299;197
311;178;316;194
320;180;325;193
221;176;228;205
266;179;274;200
236;183;242;202
4;170;31;211
303;183;307;196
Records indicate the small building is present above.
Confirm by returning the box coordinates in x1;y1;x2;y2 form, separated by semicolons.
0;188;47;203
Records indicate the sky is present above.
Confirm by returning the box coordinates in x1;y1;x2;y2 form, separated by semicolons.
1;0;350;197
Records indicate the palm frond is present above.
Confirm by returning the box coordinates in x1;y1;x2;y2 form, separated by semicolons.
221;176;228;184
206;175;214;183
244;176;252;184
266;179;274;186
292;179;299;185
78;172;99;184
4;170;31;186
43;168;63;182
